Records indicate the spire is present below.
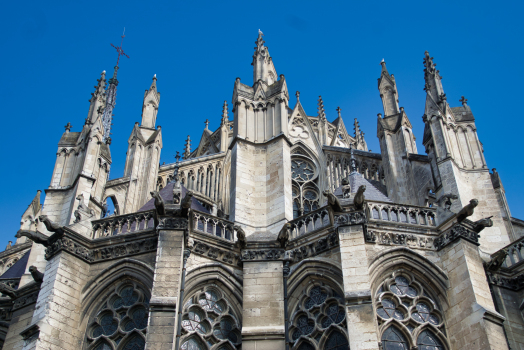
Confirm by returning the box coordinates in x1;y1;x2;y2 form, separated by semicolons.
221;101;229;126
141;74;161;128
102;29;130;143
354;118;361;139
252;30;277;85
377;59;400;117
183;135;191;160
90;70;106;103
318;96;326;121
151;74;157;90
423;51;445;103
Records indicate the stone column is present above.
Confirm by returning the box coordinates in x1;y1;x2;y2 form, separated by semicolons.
242;260;285;350
338;224;380;350
438;234;509;349
145;218;187;350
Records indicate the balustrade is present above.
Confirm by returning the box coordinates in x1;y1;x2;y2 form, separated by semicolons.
191;210;237;242
500;236;524;268
92;210;155;239
288;207;332;240
367;202;436;227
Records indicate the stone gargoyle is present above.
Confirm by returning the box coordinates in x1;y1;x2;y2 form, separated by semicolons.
456;199;479;222
277;223;291;248
323;190;344;213
473;216;493;233
16;215;65;247
0;283;17;299
150;191;166;215
234;225;247;249
29;266;44;283
437;193;459;211
484;248;508;271
353;185;366;210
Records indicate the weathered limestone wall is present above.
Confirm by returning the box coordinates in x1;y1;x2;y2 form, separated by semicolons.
491;285;524;350
30;252;90;350
145;228;184;350
438;239;508;349
338;225;380;350
230;138;292;238
3;304;37;350
242;261;285;349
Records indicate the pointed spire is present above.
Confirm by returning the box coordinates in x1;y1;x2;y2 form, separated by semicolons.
380;59;389;75
221;101;229;126
150;74;157;90
89;70;106;103
354;118;361;139
183;135;191;160
423;51;445;102
318;96;326;121
256;29;265;49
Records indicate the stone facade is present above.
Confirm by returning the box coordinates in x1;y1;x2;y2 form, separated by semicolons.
0;31;521;350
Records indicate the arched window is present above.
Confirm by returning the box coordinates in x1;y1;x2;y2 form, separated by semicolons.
291;154;320;219
85;282;149;350
375;272;448;350
180;286;241;349
382;326;408;350
289;284;349;349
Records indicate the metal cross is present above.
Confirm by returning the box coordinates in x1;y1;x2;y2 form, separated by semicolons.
111;28;130;67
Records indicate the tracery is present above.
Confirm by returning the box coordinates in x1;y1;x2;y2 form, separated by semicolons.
375;272;448;350
180;286;241;349
86;282;149;350
289;284;349;349
291;153;320;219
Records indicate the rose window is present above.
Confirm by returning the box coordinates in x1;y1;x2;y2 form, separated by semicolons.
376;272;448;350
289;284;349;349
180;286;241;349
86;283;149;350
291;159;315;182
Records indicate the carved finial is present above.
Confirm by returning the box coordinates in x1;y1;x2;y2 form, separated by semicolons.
354;118;361;139
183;135;191;160
64;122;72;132
336;106;342;118
317;96;326;121
204;119;209;130
460;96;468;106
255;29;265;49
377;113;382;118
221;101;228;126
296;91;300;102
175;151;181;163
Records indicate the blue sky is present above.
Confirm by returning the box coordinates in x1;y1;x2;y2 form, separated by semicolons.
1;0;523;244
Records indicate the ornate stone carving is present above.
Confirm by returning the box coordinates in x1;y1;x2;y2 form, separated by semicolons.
434;224;479;250
334;211;366;226
28;266;44;283
289;231;339;263
157;217;188;230
13;291;40;311
488;272;524;291
323;190;344;213
190;239;241;266
353;185;366;210
241;249;284;261
365;230;434;249
456;199;479;222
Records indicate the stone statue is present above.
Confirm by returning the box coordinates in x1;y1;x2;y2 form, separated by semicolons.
277;223;291;248
234;225;247;249
181;191;194;210
16;215;65;247
353;185;366;210
485;248;508;271
39;215;65;236
323;190;344;213
150;191;166;215
456;199;479;222
0;283;17;299
29;266;44;283
473;216;493;233
341;178;351;198
437;193;459;211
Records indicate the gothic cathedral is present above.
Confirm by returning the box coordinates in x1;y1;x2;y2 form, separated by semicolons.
0;31;522;350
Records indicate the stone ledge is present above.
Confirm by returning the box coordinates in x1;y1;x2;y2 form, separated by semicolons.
345;289;372;305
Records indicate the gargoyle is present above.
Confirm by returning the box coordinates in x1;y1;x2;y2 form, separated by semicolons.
150;191;166;215
473;216;493;233
456;199;479;222
181;191;193;210
353;185;366;210
29;266;44;283
234;225;247;249
277;223;291;248
323;190;344;213
485;248;508;271
39;215;65;236
437;193;458;211
0;283;17;299
341;178;351;198
15;230;50;246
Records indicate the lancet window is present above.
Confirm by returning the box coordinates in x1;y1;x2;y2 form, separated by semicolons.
289;284;349;349
375;272;448;350
291;154;320;219
180;286;241;349
85;282;149;350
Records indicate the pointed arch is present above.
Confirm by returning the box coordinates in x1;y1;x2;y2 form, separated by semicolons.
319;326;350;350
381;324;410;350
116;331;146;350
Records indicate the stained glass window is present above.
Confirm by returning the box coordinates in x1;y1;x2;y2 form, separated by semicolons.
86;283;149;350
180;287;241;349
376;273;448;350
291;155;320;219
289;284;349;349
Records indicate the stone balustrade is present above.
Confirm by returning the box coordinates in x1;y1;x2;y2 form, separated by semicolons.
91;210;155;239
366;201;437;227
501;236;524;268
191;210;237;242
288;207;332;240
